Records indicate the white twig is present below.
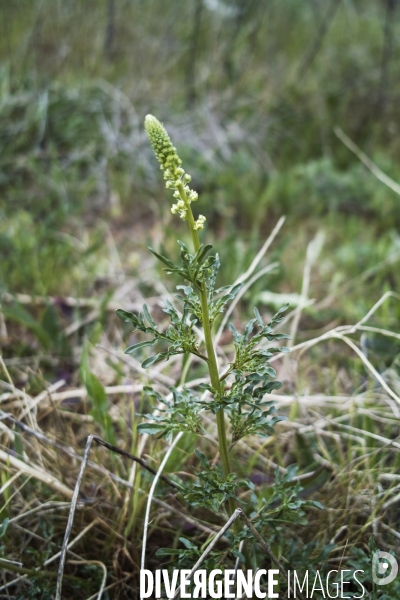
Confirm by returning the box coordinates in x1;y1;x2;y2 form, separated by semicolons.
379;521;400;539
141;432;184;599
235;216;285;285
215;216;285;346
269;290;400;365
234;539;245;600
9;501;75;524
356;291;400;327
333;333;400;406
0;449;72;498
1;291;144;312
19;379;66;420
0;471;23;495
173;508;243;599
289;232;324;347
98;344;174;387
334;126;400;196
56;435;94;600
355;325;400;341
0;410;133;489
68;560;107;600
46;520;98;567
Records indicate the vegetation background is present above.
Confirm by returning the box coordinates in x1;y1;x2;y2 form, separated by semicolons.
0;1;400;598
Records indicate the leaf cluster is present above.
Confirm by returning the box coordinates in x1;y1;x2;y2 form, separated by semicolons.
150;241;215;289
349;537;400;599
118;258;291;450
229;305;290;374
156;536;236;572
117;242;243;366
154;242;243;325
197;306;290;443
117;301;199;367
176;278;242;326
183;449;254;512
117;238;294;524
246;465;323;534
137;386;204;442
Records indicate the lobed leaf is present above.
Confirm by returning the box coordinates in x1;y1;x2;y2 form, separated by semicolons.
124;339;157;354
137;422;166;435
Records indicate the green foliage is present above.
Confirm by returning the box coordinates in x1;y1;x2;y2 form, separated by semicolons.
80;343;116;444
260;158;400;225
348;537;400;600
214;306;289;443
118;241;289;450
16;582;54;600
175;259;243;326
2;303;53;349
117;300;199;367
149;241;243;326
117;242;245;368
249;466;323;531
183;449;254;512
150;242;215;289
284;538;336;573
137;386;204;441
116;117;312;577
156;536;230;572
229;306;290;371
0;78;137;225
2;302;69;356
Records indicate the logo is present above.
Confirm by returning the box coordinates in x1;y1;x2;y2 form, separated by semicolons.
372;551;398;586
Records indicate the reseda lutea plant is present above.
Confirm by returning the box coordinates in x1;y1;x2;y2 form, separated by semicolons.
117;115;290;525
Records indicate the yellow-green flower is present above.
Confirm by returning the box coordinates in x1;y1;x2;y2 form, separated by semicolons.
144;115;182;178
144;115;204;226
194;214;206;230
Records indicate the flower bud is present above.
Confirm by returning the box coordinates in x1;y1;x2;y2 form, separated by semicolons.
144;115;202;228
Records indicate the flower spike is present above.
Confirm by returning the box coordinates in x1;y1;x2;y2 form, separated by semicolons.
144;115;202;225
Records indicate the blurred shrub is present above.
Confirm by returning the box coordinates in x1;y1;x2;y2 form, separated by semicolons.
260;158;399;227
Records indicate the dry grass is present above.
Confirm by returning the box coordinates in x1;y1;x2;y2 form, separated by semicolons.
1;216;400;598
1;3;400;596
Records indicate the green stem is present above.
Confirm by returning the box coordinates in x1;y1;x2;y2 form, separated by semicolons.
178;184;237;521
